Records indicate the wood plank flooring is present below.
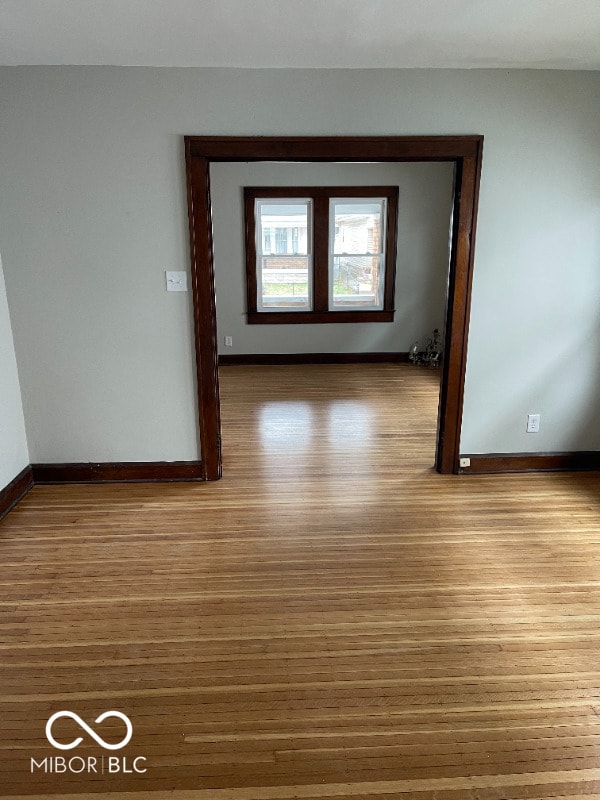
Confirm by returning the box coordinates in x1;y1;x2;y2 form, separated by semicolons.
2;364;600;799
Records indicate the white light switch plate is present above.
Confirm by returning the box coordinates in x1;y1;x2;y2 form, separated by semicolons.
165;271;188;292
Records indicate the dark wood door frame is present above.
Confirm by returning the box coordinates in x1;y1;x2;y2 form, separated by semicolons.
185;136;484;479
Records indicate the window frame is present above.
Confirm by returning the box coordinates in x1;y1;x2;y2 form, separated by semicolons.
244;186;399;324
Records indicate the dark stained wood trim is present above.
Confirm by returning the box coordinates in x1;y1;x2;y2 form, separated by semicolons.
185;141;222;480
243;188;259;323
244;186;400;198
312;194;329;313
435;141;484;474
31;461;204;484
383;188;399;313
435;160;462;474
0;466;34;521
1;461;204;519
247;310;395;325
187;136;482;161
219;352;411;366
460;452;600;474
185;135;485;476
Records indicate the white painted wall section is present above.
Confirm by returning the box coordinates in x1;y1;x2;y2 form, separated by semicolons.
0;255;29;489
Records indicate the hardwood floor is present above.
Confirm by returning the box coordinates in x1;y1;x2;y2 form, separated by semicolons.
2;364;600;799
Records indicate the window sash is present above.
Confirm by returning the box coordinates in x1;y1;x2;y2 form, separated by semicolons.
328;197;387;311
255;198;313;312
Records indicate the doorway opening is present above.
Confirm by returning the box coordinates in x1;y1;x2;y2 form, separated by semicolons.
185;136;483;479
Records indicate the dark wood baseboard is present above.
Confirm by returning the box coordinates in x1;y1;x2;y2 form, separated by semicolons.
219;352;410;366
0;461;203;520
31;461;204;484
0;466;34;521
461;452;600;474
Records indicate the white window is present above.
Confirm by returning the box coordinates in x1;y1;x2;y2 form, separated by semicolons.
329;198;386;311
255;199;312;312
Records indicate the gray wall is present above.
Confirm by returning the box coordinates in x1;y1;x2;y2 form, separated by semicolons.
0;67;598;463
211;161;454;355
0;256;29;488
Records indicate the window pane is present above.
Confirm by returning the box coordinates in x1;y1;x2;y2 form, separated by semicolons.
332;200;385;256
258;202;309;256
259;256;311;310
331;255;384;309
256;199;312;311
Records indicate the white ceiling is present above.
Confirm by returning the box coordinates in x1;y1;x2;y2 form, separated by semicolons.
0;0;599;70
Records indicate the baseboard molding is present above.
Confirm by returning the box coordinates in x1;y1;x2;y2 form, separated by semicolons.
1;461;203;520
0;466;34;521
461;452;600;474
219;352;410;366
31;461;204;484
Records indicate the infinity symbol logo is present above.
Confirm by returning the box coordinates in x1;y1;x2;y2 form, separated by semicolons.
46;711;133;751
